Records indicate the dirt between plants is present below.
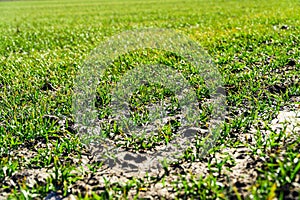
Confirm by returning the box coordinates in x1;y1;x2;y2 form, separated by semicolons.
1;102;299;199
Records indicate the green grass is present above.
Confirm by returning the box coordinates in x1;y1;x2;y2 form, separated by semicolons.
0;0;300;199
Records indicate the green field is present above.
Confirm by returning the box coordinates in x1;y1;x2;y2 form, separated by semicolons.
0;0;300;199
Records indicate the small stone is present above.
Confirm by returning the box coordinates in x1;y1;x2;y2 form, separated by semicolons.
157;188;168;197
45;191;63;200
63;194;77;200
155;183;164;189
